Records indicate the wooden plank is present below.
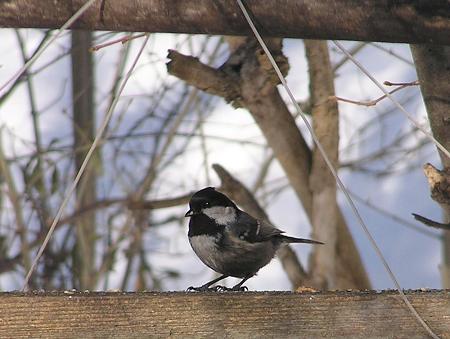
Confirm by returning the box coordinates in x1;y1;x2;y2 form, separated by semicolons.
0;1;450;44
0;290;448;338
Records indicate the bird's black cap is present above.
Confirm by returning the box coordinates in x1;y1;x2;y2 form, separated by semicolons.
185;187;237;217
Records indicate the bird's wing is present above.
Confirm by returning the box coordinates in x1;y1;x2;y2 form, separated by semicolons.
230;211;284;243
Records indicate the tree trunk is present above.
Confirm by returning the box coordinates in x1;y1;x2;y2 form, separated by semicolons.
410;44;450;288
71;31;97;290
304;40;339;289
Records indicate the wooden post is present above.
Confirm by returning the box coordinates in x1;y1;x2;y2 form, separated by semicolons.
0;290;448;337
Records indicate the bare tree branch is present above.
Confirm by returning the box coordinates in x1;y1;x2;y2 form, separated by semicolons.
412;213;450;231
421;163;450;209
167;50;240;105
334;80;419;107
0;130;32;283
15;30;53;288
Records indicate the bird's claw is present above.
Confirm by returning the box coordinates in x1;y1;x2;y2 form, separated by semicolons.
234;285;248;292
186;286;206;292
186;285;248;292
215;285;248;292
211;285;227;292
186;285;224;292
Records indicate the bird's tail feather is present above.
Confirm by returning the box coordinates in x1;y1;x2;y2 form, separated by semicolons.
280;235;323;245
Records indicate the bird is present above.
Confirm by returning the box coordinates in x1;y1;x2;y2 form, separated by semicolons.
185;187;323;291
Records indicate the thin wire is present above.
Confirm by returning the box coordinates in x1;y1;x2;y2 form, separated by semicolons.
22;34;151;291
235;1;438;338
333;40;450;160
0;0;98;95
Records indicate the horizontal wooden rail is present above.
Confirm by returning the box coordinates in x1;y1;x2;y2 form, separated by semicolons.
0;1;450;44
0;290;448;337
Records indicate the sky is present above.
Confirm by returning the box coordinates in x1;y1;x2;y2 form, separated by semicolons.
0;29;445;291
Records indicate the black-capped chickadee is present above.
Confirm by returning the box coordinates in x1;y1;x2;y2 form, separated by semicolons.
185;187;323;291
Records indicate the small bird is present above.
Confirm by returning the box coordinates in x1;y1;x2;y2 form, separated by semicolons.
185;187;323;291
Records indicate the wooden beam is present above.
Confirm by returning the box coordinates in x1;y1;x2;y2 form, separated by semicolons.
0;1;450;44
0;290;448;337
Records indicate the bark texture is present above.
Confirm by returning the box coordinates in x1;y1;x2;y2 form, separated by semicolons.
71;31;97;290
411;44;450;288
304;40;339;289
1;1;450;44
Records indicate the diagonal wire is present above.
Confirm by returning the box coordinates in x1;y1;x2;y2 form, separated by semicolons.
22;34;151;291
333;40;450;160
235;1;438;338
0;0;98;95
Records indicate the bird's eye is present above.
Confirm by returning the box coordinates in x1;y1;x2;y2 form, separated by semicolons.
204;202;210;207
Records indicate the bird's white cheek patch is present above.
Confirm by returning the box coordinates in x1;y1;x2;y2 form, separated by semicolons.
202;206;237;225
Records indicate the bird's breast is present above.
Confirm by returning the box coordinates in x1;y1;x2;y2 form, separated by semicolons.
189;234;224;273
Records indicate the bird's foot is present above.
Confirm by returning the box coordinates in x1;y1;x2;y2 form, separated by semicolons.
215;285;248;292
187;284;248;292
186;285;224;292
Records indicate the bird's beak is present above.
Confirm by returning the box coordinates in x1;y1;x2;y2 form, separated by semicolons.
185;209;194;217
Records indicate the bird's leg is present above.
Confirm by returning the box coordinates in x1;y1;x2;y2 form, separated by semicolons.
231;275;252;291
187;274;229;291
215;275;252;292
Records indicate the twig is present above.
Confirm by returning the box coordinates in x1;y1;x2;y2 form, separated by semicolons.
334;80;419;107
90;33;147;52
349;191;441;238
384;80;419;86
333;42;367;72
0;130;32;278
15;30;52;243
370;43;415;66
333;40;450;162
412;213;450;231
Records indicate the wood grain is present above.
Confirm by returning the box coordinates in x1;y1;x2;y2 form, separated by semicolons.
0;1;450;44
0;290;448;338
